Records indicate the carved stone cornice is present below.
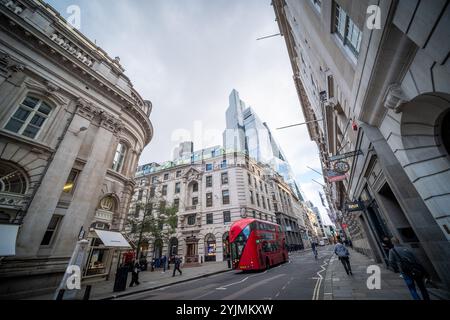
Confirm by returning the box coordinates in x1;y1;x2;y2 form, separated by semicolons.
182;167;202;184
75;98;123;134
75;98;97;121
98;109;123;135
0;51;25;76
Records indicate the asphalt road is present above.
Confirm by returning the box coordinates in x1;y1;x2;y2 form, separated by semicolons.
118;245;335;300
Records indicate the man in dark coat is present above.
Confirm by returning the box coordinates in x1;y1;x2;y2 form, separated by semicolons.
172;256;182;277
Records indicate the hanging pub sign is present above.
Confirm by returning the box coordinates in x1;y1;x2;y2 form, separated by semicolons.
325;169;346;182
333;161;350;174
330;150;363;162
345;200;365;212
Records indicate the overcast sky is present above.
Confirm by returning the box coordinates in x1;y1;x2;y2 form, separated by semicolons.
47;0;332;225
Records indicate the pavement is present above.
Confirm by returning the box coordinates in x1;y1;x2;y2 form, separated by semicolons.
25;261;231;300
323;248;412;300
23;245;450;300
323;247;450;300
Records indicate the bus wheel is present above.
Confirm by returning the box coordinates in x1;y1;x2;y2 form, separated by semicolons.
282;253;287;263
265;258;270;270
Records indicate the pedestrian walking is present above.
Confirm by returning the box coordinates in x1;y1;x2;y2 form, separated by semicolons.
334;240;352;275
388;237;430;300
161;255;167;273
311;241;318;259
172;255;182;277
129;262;141;287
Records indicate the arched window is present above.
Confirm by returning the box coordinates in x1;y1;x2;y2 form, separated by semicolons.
112;142;127;172
4;96;52;139
0;161;27;194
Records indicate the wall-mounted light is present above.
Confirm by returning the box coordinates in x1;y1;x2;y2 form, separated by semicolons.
74;126;88;136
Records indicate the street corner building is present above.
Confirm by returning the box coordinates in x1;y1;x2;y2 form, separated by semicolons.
129;146;310;264
0;0;153;298
273;0;450;290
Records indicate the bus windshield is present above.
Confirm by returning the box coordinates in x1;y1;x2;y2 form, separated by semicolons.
230;224;251;262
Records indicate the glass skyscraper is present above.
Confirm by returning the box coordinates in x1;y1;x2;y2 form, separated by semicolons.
223;89;304;200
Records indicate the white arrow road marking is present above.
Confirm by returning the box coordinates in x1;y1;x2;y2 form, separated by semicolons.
221;273;287;300
215;269;268;290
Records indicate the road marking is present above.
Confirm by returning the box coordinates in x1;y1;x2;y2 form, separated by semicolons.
215;269;268;290
216;276;249;290
312;255;332;300
221;273;287;300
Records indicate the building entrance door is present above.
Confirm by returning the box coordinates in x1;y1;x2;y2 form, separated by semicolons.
185;238;198;263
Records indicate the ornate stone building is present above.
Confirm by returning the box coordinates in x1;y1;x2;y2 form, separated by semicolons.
273;0;450;289
0;0;152;298
129;145;307;263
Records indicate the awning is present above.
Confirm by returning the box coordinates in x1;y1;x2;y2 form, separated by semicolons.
94;230;131;248
0;224;19;256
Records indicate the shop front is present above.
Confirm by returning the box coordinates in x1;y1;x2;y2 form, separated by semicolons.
204;233;216;262
83;229;131;279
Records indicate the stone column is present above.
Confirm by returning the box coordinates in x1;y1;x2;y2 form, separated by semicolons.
52;109;123;257
16;100;93;257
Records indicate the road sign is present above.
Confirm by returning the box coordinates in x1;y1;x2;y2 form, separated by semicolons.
330;150;363;162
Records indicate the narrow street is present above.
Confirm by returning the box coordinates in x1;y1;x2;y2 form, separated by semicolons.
118;246;334;300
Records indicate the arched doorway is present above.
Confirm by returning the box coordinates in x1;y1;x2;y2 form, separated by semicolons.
222;232;229;260
399;93;450;239
204;233;216;262
153;238;163;259
168;237;178;257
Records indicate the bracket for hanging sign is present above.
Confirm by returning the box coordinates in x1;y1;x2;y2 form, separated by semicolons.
330;150;363;162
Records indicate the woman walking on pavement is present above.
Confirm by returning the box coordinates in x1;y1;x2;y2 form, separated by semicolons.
334;240;353;275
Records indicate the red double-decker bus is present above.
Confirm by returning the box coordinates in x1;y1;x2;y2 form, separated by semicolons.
229;218;288;271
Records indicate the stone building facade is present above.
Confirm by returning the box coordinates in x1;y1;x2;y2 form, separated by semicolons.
273;0;450;289
0;0;152;298
129;147;306;263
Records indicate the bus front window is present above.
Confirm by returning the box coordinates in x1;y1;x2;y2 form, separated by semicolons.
231;225;251;264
